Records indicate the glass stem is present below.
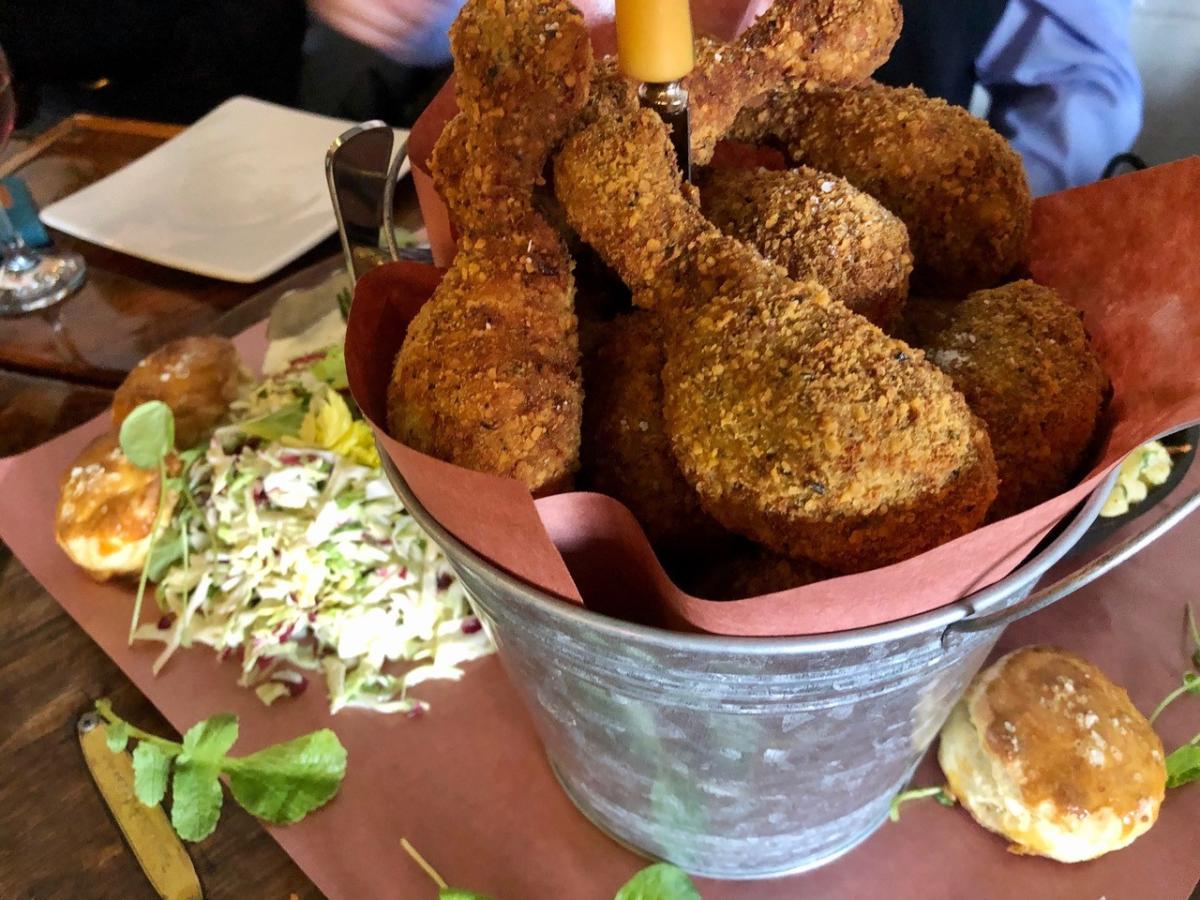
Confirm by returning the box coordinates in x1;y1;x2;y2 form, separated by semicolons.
0;202;38;274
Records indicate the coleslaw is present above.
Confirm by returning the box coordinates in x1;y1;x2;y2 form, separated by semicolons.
134;345;493;714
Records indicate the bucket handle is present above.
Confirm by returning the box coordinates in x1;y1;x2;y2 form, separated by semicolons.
942;483;1200;648
382;139;411;263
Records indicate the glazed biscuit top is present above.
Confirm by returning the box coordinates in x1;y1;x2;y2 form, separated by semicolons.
970;647;1166;827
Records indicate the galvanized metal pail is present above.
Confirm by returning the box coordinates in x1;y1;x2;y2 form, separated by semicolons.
380;453;1196;879
336;128;1200;878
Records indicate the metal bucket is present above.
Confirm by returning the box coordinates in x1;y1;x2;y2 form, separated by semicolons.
380;451;1198;879
330;126;1200;878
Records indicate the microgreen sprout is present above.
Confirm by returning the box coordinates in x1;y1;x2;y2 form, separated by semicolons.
118;400;176;644
1149;671;1200;725
889;785;957;822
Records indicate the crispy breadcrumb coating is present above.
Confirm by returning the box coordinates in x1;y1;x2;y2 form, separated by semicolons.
905;281;1109;519
734;82;1031;297
389;0;591;494
685;0;902;166
555;107;997;572
582;312;724;550
700;165;912;328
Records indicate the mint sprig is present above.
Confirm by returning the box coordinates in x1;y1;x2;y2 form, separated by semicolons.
1149;671;1200;724
889;785;956;822
614;862;701;899
118;400;176;644
96;699;347;842
1166;734;1200;789
401;837;700;899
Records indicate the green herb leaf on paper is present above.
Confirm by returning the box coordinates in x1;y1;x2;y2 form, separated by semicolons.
225;729;347;825
105;719;130;752
119;400;175;469
614;863;702;900
171;759;224;842
1166;741;1200;789
132;742;172;806
180;713;239;763
95;700;348;842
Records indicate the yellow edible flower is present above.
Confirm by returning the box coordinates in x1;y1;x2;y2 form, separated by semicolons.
283;386;380;468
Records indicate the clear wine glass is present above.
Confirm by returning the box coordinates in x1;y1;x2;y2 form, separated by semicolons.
0;44;87;315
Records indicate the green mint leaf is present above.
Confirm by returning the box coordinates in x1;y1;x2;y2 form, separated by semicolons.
225;729;347;825
133;743;173;806
614;863;701;900
181;714;239;764
1184;672;1200;695
105;720;130;752
311;346;349;390
238;404;306;441
1166;743;1200;789
119;401;176;468
440;891;493;900
336;287;353;321
170;760;223;841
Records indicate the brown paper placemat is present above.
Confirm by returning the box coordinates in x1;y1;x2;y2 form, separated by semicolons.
4;321;1200;898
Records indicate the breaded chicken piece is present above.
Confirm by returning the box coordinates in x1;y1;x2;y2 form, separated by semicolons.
112;336;248;450
583;312;723;550
685;0;903;166
700;166;912;328
905;281;1109;519
673;539;831;600
389;0;591;495
733;82;1031;297
555;107;998;573
56;431;178;581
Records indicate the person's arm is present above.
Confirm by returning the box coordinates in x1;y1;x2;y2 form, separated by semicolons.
976;0;1143;196
309;0;467;66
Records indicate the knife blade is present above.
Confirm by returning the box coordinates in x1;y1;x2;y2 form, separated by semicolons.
78;712;203;900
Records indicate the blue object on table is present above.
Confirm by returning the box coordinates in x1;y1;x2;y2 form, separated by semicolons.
0;176;52;248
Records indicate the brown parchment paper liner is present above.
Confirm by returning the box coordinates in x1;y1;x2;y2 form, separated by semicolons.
5;323;1200;899
358;131;1200;635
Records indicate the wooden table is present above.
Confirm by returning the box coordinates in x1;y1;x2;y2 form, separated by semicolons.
0;114;345;387
4;118;1200;900
0;115;337;899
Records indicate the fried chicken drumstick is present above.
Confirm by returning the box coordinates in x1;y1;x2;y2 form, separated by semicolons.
684;0;903;166
700;166;912;329
388;0;591;494
733;82;1032;297
905;281;1109;519
555;107;998;573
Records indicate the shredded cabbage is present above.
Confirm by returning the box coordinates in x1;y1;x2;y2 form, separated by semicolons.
134;346;492;714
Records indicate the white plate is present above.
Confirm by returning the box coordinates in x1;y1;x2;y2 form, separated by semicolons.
41;96;409;283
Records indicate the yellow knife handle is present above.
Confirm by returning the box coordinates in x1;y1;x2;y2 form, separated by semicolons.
615;0;696;84
78;713;204;900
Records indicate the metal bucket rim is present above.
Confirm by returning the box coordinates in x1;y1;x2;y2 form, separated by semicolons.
381;446;1118;653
